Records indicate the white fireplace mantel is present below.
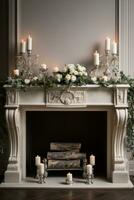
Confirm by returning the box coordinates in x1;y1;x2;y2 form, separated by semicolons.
4;84;130;185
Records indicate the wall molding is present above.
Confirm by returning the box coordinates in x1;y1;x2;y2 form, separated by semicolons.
119;0;134;76
8;0;17;73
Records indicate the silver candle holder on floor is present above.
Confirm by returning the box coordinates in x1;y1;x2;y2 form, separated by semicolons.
66;172;73;185
86;165;94;184
38;174;47;184
35;156;48;184
86;158;95;185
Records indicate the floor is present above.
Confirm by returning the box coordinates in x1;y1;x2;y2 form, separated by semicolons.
0;177;134;200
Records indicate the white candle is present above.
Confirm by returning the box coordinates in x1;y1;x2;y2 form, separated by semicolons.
86;164;92;175
13;69;19;76
94;51;100;66
67;172;72;182
112;41;117;54
105;37;111;51
90;154;95;166
35;155;41;166
27;35;32;51
53;66;59;72
38;163;44;175
20;39;26;53
41;63;47;70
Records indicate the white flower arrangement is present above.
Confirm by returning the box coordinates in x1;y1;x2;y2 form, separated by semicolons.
91;75;109;84
53;64;88;85
8;62;123;89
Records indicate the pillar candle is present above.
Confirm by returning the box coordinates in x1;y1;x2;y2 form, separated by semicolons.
112;41;117;54
41;63;47;70
53;66;59;72
35;155;41;166
86;164;92;175
13;69;19;76
38;163;44;175
105;37;111;51
90;154;95;166
20;39;26;53
67;172;72;182
94;51;100;66
27;35;32;51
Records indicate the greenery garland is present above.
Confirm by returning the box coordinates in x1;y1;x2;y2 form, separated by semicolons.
119;73;134;157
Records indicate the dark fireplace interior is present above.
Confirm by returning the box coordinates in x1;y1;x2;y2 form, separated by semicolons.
26;111;107;178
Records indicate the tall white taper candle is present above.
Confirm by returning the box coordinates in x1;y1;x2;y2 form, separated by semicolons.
105;37;111;51
94;51;100;66
27;35;32;51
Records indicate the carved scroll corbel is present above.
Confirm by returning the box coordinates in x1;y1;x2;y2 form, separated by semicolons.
6;107;20;171
112;108;128;171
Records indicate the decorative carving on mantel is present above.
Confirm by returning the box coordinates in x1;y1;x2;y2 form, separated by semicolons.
114;87;128;107
6;89;18;105
47;90;85;105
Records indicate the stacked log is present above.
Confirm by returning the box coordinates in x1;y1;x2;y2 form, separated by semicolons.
48;160;81;169
50;143;81;152
47;151;86;160
47;143;86;170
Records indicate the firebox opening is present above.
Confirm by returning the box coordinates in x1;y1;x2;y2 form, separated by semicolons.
26;111;107;178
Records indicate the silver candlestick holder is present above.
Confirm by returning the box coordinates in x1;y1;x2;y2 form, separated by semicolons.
35;165;40;179
66;177;73;185
16;51;40;78
86;173;94;184
91;50;119;80
38;174;47;184
85;165;94;184
42;158;48;183
35;166;47;184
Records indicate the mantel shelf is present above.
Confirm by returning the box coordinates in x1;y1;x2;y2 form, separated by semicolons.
4;84;129;108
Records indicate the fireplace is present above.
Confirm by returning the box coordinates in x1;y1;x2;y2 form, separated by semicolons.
3;84;132;187
26;111;107;177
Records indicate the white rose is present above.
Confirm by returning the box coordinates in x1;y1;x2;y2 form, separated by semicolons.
41;63;47;70
78;71;83;76
82;66;86;71
33;76;38;81
54;66;59;73
67;64;75;71
77;64;83;72
91;77;97;82
13;69;19;76
24;79;30;84
102;75;108;82
56;74;62;82
83;71;88;76
63;67;67;72
65;74;71;81
69;69;75;74
73;70;79;75
71;75;76;82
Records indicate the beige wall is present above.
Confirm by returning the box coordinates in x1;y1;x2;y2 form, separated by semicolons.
19;0;116;72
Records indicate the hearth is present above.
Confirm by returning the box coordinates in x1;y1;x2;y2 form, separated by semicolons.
3;85;132;187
